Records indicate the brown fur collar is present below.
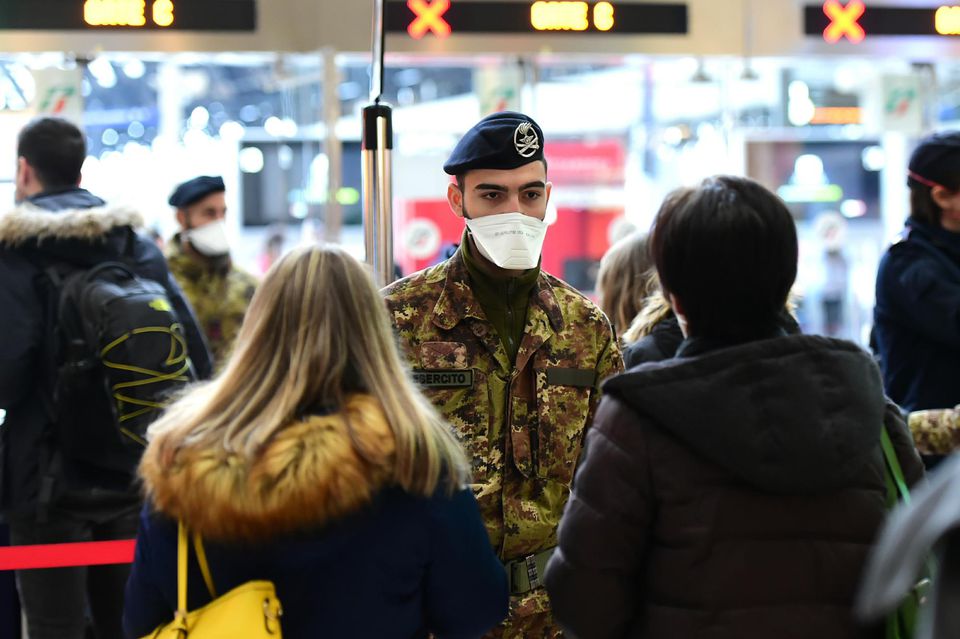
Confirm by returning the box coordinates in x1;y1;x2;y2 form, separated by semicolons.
140;395;397;542
0;203;143;247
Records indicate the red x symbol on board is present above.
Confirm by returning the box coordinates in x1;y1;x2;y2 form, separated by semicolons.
823;0;866;44
408;0;452;39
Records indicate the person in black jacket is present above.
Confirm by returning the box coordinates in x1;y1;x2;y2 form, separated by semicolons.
0;117;212;639
123;245;507;639
545;176;923;639
874;131;960;414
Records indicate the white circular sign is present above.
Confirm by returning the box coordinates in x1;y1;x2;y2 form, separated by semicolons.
404;219;442;260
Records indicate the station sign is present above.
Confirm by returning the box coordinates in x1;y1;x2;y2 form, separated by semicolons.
0;0;256;31
806;1;960;42
387;1;688;39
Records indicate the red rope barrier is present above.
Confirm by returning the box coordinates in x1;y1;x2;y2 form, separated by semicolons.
0;540;136;571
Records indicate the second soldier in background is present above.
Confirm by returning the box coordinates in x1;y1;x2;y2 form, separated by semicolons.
383;112;623;638
166;176;257;368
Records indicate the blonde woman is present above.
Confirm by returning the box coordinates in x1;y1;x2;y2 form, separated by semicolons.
122;246;508;639
596;232;655;338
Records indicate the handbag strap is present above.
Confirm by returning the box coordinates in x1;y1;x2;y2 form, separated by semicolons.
192;532;218;599
175;522;218;625
176;521;189;625
881;425;911;507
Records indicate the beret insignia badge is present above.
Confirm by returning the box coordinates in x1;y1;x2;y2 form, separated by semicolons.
514;122;540;158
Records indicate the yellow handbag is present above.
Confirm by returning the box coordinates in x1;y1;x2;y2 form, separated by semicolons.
142;521;283;638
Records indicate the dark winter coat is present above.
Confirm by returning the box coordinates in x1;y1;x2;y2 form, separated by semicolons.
874;219;960;412
0;189;212;518
123;395;508;639
544;334;924;639
622;316;684;369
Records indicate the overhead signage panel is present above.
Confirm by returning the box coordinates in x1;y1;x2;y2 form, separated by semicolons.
0;0;257;31
806;2;960;42
386;1;688;39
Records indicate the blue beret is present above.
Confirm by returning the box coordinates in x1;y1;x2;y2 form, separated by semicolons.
909;131;960;188
444;111;545;175
168;176;226;208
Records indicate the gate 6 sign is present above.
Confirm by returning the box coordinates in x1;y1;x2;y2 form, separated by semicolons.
84;0;175;27
386;1;688;37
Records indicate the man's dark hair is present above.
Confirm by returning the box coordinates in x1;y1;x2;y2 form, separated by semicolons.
649;175;798;340
17;117;86;191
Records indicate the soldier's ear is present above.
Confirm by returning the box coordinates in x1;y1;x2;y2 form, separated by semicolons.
447;182;465;219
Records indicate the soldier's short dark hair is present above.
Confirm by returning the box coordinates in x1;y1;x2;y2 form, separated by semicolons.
650;175;798;340
17;117;86;191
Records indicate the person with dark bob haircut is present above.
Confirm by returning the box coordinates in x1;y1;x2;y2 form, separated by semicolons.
649;176;798;342
873;131;960;420
544;175;924;639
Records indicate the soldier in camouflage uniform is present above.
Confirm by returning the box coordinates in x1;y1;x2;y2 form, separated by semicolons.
166;176;257;368
908;406;960;466
383;112;623;638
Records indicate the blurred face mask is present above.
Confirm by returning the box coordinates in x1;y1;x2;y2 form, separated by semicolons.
465;212;547;270
185;220;230;258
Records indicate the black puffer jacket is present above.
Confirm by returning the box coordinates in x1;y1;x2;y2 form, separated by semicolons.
0;189;212;519
545;334;924;639
623;316;684;369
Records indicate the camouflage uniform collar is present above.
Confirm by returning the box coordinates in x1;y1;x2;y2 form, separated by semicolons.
432;248;565;333
167;233;233;277
432;249;490;330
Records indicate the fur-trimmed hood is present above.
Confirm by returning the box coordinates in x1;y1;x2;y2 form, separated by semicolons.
140;395;398;542
0;200;143;248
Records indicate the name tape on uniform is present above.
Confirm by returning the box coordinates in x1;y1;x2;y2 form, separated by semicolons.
412;369;474;388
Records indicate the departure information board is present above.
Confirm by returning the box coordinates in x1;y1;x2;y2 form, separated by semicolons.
386;1;688;38
0;0;256;31
806;2;960;42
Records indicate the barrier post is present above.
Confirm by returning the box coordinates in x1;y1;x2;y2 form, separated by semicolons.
362;0;395;286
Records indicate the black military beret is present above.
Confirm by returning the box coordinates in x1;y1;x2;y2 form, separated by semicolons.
908;131;960;189
443;111;545;176
168;176;226;208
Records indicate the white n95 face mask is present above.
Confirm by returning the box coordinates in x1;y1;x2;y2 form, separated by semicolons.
465;212;548;270
185;220;231;257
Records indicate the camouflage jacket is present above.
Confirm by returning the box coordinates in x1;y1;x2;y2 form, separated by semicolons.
166;236;257;368
908;406;960;455
383;250;623;627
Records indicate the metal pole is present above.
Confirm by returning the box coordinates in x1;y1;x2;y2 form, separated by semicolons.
361;0;395;286
362;103;394;285
370;0;386;104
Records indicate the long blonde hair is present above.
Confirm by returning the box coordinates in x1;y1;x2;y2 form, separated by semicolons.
597;232;656;337
621;276;673;345
146;244;469;495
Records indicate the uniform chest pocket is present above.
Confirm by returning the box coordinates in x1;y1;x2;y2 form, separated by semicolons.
534;367;595;485
415;342;492;481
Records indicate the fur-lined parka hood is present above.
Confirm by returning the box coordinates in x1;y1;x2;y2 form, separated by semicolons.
140;395;398;542
0;199;142;248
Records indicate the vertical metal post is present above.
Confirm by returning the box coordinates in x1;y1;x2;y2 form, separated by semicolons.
362;103;394;286
362;0;395;286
